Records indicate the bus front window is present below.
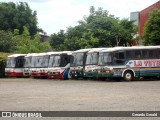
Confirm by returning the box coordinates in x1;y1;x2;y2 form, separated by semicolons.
86;53;92;65
42;55;49;67
6;58;15;67
70;54;76;67
48;56;55;67
30;56;36;67
35;56;44;67
98;53;103;65
86;53;98;65
24;57;31;67
92;53;98;65
103;53;113;65
71;53;84;66
53;56;60;67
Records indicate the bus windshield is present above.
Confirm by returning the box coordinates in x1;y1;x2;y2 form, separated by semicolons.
71;53;84;66
98;53;104;65
35;56;44;67
30;56;36;67
70;54;75;67
53;56;60;67
6;57;15;68
48;55;55;67
103;52;113;65
86;53;98;65
42;55;49;67
24;57;32;67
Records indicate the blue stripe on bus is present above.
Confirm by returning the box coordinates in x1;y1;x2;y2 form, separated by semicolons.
63;67;70;79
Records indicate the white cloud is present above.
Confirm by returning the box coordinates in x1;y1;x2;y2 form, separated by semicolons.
29;0;89;34
0;0;159;34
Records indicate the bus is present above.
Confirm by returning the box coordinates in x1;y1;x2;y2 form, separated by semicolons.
70;48;91;79
23;53;36;77
98;46;160;81
5;54;26;77
48;51;72;79
84;48;107;79
30;53;49;78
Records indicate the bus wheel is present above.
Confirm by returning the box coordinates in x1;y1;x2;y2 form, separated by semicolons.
123;71;134;81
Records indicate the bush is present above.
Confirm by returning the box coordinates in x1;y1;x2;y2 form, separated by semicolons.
0;52;11;77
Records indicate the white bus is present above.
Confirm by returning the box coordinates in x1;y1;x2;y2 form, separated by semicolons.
70;48;91;79
5;54;26;77
48;51;72;79
98;46;160;81
84;48;107;79
30;53;49;78
23;53;36;77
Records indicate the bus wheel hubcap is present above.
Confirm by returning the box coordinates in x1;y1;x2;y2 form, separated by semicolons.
126;73;131;79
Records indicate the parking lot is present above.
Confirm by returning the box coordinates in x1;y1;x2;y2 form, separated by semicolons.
0;78;160;111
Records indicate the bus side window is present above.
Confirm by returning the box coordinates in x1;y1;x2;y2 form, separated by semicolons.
149;50;157;59
113;52;125;65
126;51;135;59
141;50;148;59
135;50;141;59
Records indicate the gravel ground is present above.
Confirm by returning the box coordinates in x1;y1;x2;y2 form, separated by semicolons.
0;78;160;120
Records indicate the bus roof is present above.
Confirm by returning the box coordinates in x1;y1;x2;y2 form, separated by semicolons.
8;54;26;58
48;51;72;55
25;53;37;57
87;48;108;53
72;48;92;53
29;53;48;57
47;51;62;55
61;51;72;55
100;46;160;52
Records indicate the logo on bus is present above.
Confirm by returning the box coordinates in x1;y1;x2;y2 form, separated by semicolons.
133;60;160;67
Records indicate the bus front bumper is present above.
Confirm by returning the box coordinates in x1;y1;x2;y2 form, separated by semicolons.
5;72;23;77
84;71;98;78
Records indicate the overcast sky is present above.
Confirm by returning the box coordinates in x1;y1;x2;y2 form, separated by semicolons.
0;0;159;35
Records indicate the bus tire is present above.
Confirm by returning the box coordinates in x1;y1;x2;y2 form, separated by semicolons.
123;71;134;81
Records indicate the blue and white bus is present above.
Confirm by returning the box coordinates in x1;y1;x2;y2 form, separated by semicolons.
48;51;72;79
98;46;160;81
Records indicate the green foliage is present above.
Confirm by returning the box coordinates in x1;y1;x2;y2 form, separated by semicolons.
0;30;14;52
0;52;11;77
50;6;137;51
143;9;160;45
49;30;66;51
12;26;51;53
0;2;40;36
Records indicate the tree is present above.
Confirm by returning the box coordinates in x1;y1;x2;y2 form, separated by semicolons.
143;9;160;45
50;6;137;51
0;2;40;36
12;26;51;53
49;30;66;51
0;30;14;52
